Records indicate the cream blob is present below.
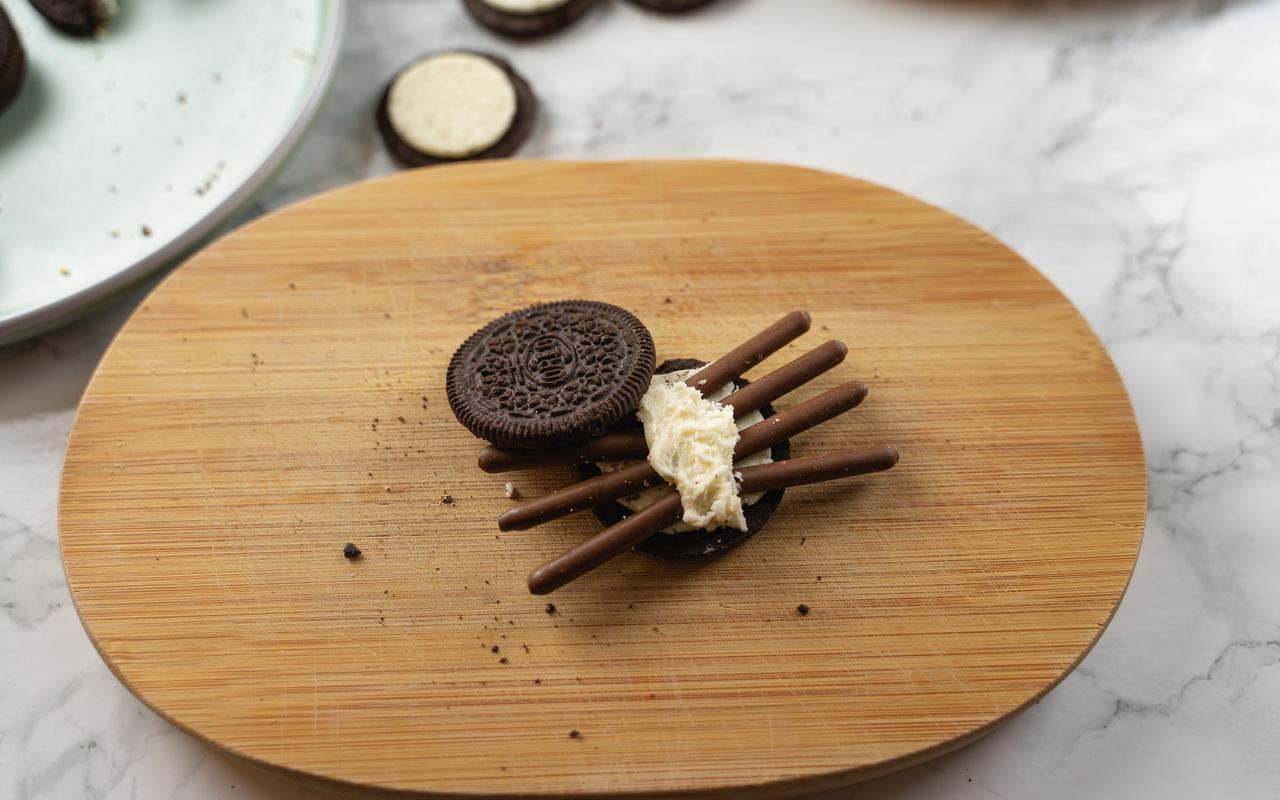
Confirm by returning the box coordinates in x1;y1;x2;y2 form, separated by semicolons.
481;0;571;13
387;53;517;159
601;368;772;532
629;368;757;532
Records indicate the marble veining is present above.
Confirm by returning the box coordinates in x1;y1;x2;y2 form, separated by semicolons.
3;0;1279;797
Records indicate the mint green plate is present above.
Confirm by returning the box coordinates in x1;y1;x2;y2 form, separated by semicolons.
0;1;345;344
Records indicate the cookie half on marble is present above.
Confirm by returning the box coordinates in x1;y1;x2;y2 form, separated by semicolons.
461;0;597;38
626;0;719;13
0;7;27;115
29;0;118;37
377;50;537;168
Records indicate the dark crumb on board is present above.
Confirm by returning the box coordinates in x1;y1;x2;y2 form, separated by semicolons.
797;604;811;616
534;678;541;684
491;645;499;653
522;644;530;653
545;603;556;615
342;543;361;559
441;494;454;505
663;297;672;304
800;536;806;545
384;312;391;319
568;730;581;739
627;603;634;610
241;308;249;318
398;416;406;423
499;657;509;664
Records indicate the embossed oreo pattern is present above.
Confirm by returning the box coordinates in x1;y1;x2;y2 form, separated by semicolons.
447;301;656;448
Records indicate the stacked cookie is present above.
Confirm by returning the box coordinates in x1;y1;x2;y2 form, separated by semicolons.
446;302;899;593
462;0;719;39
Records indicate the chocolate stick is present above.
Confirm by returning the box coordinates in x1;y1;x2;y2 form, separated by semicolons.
477;339;848;473
497;381;869;531
685;310;811;396
526;445;900;594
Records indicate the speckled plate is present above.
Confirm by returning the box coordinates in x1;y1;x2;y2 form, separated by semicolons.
0;0;345;345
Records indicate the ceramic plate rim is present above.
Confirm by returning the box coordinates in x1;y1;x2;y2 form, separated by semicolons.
0;0;348;346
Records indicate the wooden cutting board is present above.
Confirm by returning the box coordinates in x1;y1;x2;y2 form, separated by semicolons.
60;160;1145;799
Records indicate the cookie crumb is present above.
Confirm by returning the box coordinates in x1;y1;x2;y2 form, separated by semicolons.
441;494;454;505
544;603;556;615
141;225;152;237
499;657;509;664
491;645;499;653
342;543;361;559
568;730;581;739
796;604;810;616
533;678;541;684
59;266;71;276
504;481;517;499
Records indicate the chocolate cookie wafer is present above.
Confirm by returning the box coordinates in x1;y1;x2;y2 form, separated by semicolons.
626;0;719;13
29;0;118;37
376;51;537;168
579;358;791;559
461;0;596;38
447;300;656;449
0;7;26;115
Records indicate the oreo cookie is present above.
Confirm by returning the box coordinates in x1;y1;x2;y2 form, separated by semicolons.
0;7;26;115
29;0;118;37
447;300;656;449
579;358;790;559
626;0;719;13
461;0;597;38
376;50;537;169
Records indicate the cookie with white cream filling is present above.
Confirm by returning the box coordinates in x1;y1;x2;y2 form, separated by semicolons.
0;7;26;115
29;0;118;37
626;0;719;13
377;51;537;168
461;0;597;39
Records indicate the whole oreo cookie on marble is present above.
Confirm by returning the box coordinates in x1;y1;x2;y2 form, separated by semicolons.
461;0;597;38
29;0;118;37
579;358;790;559
625;0;719;13
376;50;537;169
447;300;657;449
0;7;27;115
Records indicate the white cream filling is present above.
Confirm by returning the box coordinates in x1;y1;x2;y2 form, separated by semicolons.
600;368;773;534
481;0;572;13
387;53;517;159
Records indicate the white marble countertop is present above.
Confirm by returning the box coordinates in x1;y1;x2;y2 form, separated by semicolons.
3;0;1279;797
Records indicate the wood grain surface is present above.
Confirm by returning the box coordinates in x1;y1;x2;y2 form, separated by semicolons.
59;160;1146;798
